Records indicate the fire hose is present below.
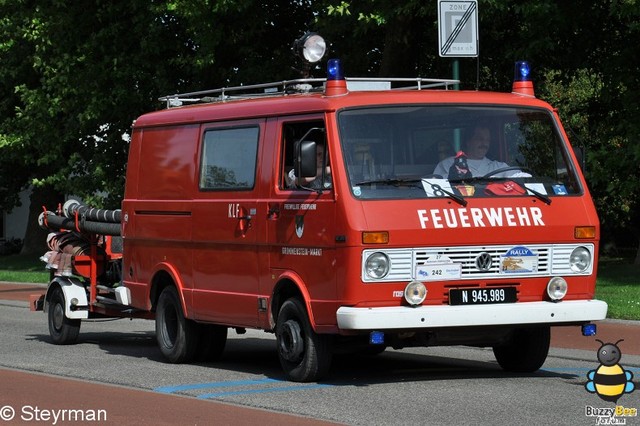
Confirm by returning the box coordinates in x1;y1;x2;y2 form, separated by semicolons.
63;199;122;223
38;210;121;236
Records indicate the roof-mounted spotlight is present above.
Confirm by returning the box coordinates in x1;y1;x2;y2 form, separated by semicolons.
293;32;327;64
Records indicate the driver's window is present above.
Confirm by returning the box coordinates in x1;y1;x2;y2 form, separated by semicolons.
280;119;331;190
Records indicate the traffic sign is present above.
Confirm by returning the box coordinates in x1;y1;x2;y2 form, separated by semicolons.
438;0;478;57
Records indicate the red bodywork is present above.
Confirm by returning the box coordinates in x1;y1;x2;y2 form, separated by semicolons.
121;88;600;334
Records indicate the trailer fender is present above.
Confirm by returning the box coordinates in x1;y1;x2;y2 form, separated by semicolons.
44;277;89;320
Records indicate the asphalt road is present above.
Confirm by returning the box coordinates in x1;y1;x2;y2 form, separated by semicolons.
1;283;639;425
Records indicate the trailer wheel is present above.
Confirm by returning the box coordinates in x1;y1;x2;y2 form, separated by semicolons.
493;326;550;372
47;286;80;345
196;324;227;362
156;286;198;363
276;298;332;382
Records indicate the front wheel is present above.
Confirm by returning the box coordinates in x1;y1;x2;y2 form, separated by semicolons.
276;298;332;382
47;285;80;345
155;286;198;363
493;326;550;372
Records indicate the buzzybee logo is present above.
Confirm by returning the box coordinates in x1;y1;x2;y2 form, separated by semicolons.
585;339;635;403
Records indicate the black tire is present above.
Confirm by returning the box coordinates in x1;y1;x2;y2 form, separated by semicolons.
196;324;228;362
493;326;550;372
276;298;332;382
155;286;198;363
47;285;81;345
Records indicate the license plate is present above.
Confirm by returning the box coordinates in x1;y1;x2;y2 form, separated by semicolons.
449;287;517;305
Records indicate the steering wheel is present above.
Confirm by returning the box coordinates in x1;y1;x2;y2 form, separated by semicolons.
481;166;532;179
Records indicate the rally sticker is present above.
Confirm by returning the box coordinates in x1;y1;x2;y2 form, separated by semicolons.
416;255;462;281
500;246;538;273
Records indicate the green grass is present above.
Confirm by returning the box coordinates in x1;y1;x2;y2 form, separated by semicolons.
0;254;50;284
1;253;638;320
596;261;640;321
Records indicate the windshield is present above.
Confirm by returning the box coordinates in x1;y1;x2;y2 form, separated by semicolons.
338;105;581;201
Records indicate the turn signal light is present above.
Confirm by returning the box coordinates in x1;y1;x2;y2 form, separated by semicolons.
574;226;596;239
362;231;389;244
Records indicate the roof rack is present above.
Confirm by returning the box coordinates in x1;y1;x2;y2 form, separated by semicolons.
158;77;460;108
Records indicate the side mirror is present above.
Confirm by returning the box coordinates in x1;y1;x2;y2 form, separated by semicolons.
295;140;317;179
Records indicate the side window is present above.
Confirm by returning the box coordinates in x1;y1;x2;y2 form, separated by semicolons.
199;126;259;190
280;119;331;190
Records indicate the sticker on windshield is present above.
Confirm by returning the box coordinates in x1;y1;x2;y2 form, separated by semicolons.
455;184;475;196
500;246;538;273
524;183;547;194
422;179;454;197
552;184;568;195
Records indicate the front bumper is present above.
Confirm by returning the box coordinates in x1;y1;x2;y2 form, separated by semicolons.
336;299;608;330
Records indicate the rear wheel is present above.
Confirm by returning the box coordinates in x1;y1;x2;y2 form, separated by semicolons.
47;286;80;345
156;286;198;363
276;298;332;382
493;326;550;372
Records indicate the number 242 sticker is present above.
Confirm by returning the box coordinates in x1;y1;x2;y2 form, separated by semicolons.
416;262;461;281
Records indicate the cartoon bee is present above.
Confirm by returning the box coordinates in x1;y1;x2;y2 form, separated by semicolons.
585;339;635;402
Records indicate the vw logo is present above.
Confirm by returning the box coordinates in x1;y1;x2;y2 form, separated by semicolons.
475;252;493;272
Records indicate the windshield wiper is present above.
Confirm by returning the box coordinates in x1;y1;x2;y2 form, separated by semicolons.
422;179;467;207
525;186;552;205
355;178;423;188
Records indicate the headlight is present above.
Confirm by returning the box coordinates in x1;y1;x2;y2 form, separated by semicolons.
547;277;568;301
365;252;390;279
570;246;591;272
404;281;427;306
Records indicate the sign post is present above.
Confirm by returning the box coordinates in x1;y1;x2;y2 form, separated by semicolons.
437;0;479;91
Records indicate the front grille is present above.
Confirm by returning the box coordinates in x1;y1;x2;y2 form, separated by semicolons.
362;244;593;282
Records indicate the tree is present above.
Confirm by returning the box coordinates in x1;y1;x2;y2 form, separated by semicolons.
2;0;640;261
0;0;315;254
317;0;640;263
0;1;196;252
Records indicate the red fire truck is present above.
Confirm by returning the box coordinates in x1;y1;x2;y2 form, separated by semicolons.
34;34;607;382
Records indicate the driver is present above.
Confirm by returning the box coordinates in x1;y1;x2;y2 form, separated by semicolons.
433;126;526;178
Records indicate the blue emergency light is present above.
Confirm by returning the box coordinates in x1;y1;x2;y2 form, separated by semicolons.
369;331;385;345
327;59;344;81
514;61;531;82
582;323;597;337
512;60;535;96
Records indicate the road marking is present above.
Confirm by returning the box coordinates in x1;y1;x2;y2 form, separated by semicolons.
155;378;331;399
155;378;280;393
198;384;330;399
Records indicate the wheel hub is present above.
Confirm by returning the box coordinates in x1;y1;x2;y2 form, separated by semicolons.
53;303;64;331
279;319;304;362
